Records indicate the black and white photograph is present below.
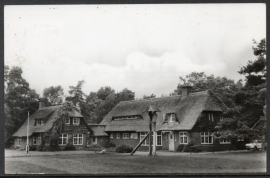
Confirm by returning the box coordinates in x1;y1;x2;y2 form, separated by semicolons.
4;3;267;174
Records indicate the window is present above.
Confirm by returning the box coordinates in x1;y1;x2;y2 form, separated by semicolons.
73;118;80;125
179;132;188;144
201;132;213;144
238;137;244;142
33;137;37;145
164;113;176;122
116;133;120;139
156;132;162;146
37;134;42;145
65;118;70;124
220;138;231;144
208;113;214;121
59;134;68;145
140;132;150;146
171;114;176;122
165;133;168;141
73;133;83;145
123;133;129;139
17;138;21;145
110;133;114;139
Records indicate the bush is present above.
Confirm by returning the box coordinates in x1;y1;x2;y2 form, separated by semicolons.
29;145;36;151
63;143;76;151
36;144;45;151
104;142;116;148
177;145;185;152
116;144;133;153
9;145;15;150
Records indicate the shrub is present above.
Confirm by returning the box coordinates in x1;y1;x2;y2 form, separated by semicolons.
177;145;185;152
116;144;133;153
63;143;76;151
29;145;36;151
9;145;15;150
36;144;45;151
104;142;116;148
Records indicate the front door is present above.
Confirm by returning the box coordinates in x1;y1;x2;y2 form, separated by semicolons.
169;132;175;151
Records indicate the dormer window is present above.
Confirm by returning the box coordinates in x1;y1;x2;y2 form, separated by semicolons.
73;118;80;125
35;119;44;126
164;113;176;123
65;118;70;125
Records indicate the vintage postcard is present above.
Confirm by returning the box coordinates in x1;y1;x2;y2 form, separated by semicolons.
4;4;266;174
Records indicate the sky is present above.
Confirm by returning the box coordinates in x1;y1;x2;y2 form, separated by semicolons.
4;4;266;99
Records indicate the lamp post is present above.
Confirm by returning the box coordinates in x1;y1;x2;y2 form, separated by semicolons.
26;111;29;153
147;105;160;156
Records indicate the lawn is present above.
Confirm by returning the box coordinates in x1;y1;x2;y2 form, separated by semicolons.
5;151;266;174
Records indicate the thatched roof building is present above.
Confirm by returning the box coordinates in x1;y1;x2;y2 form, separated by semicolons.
12;105;84;137
100;89;227;132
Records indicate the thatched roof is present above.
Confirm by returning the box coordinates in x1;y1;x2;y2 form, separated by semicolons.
101;90;227;132
88;124;108;136
12;105;83;137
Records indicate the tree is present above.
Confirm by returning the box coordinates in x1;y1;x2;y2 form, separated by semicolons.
43;85;64;105
96;86;115;100
65;80;86;105
173;72;242;108
87;87;135;123
217;38;266;141
4;66;39;146
143;94;156;99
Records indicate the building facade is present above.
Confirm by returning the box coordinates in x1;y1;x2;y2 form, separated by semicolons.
101;86;234;152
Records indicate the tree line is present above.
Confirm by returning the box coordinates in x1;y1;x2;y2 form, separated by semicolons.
4;38;266;146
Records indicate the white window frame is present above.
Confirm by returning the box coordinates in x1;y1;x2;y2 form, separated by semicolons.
73;133;83;145
116;133;120;139
156;132;162;146
59;134;68;145
73;118;80;125
110;133;114;139
33;136;37;145
220;138;231;144
40;119;44;125
65;118;70;124
170;113;176;122
140;132;149;146
179;132;188;144
123;133;129;139
37;134;42;145
201;132;213;144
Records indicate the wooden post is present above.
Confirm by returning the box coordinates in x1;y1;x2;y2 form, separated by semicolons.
148;112;153;156
152;121;156;156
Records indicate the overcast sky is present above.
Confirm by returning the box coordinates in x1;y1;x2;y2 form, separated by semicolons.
4;4;266;98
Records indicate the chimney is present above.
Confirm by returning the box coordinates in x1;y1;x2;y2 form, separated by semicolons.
38;98;46;109
181;85;192;97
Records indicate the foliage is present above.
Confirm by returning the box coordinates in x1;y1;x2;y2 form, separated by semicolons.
86;87;135;123
104;142;116;148
173;72;243;108
43;101;78;150
29;145;37;151
116;144;133;153
143;94;156;99
36;144;45;151
63;143;76;151
43;85;64;105
4;66;39;143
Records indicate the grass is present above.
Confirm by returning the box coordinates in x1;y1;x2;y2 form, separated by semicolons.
5;151;266;174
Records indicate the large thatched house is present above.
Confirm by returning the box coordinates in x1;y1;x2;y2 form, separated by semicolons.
100;86;233;152
12;99;106;150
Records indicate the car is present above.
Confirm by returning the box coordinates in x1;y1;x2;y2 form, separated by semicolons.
245;140;264;150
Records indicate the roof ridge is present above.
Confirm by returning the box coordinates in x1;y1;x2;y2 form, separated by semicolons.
119;95;182;104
